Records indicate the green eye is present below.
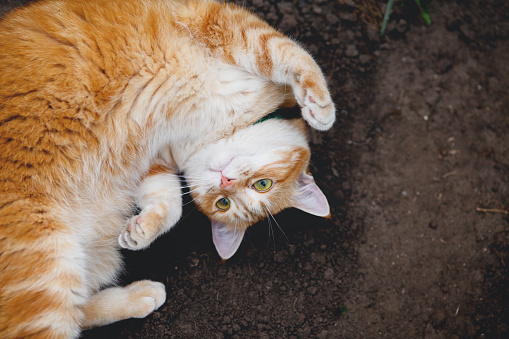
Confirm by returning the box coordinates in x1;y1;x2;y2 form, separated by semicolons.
253;179;273;192
216;197;230;210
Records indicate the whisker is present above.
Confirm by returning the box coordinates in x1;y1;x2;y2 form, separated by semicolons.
267;213;276;250
262;206;276;251
266;207;289;245
183;186;212;207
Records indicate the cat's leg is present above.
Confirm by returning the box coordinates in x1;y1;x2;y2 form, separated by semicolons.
178;1;336;131
0;211;89;338
81;280;166;328
119;163;183;250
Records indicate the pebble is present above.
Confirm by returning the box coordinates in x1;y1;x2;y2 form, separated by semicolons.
312;5;323;14
345;45;359;57
326;13;339;25
324;268;335;280
252;0;264;8
274;251;288;263
359;54;371;64
339;12;357;22
397;19;408;33
277;2;292;14
318;330;329;339
300;5;310;14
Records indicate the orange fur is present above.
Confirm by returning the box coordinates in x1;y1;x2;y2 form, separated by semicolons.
0;0;334;337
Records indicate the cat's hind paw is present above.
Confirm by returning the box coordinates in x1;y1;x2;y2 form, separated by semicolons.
119;206;164;250
125;280;166;318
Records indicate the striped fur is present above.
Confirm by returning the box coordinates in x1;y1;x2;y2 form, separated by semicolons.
0;0;334;337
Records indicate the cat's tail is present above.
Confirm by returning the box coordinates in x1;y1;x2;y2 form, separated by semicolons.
0;200;86;338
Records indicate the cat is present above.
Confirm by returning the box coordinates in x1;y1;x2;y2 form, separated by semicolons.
122;113;330;260
0;0;335;337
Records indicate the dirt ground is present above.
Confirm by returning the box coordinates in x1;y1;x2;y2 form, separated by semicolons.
2;0;508;338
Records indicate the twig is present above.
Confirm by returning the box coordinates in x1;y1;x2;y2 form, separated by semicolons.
476;207;509;215
184;276;198;286
441;171;457;179
491;246;507;270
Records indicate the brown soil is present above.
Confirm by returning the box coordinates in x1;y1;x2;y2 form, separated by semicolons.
2;0;508;338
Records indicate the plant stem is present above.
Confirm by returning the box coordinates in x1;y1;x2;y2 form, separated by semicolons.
380;0;394;36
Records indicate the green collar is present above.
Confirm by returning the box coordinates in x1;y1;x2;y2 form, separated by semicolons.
253;109;284;125
253;107;300;125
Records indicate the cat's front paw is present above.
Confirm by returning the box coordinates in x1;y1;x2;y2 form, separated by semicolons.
293;72;336;131
119;206;163;250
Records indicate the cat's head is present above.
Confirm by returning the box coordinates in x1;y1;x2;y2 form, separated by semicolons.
184;118;329;259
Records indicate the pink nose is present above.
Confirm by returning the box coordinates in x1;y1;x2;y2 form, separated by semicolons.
220;173;235;188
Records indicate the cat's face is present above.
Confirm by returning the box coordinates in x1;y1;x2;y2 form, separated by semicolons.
184;119;329;259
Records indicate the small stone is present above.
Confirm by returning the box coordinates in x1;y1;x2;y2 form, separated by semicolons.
308;286;318;295
326;13;339;25
344;44;359;57
339;12;357;22
279;14;297;32
300;5;310;14
312;5;323;14
252;0;264;8
277;2;292;14
274;250;288;263
397;19;408;33
324;268;334;280
359;54;371;64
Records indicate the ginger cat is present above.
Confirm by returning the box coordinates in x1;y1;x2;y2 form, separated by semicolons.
124;115;330;260
0;0;335;337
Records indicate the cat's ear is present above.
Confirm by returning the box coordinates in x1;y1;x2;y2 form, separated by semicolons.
211;221;245;260
291;172;330;217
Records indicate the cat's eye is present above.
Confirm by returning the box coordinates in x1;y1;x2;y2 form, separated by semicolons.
216;197;230;211
252;179;273;192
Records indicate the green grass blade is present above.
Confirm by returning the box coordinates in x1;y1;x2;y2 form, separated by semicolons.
380;0;394;36
421;11;431;24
